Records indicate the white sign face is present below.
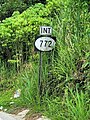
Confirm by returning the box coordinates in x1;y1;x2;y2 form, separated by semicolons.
40;26;52;35
35;37;55;51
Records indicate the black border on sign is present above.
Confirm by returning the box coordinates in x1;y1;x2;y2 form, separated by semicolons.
34;35;56;52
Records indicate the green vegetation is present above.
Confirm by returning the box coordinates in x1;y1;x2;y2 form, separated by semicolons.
0;0;46;21
0;0;90;119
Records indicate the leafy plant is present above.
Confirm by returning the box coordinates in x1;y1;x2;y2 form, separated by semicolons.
0;3;50;72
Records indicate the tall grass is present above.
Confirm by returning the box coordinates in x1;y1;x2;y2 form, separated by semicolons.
0;61;16;91
15;62;40;106
14;58;50;108
44;88;90;120
47;0;90;96
42;0;90;119
65;88;90;120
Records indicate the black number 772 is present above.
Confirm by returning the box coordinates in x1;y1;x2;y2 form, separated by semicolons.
40;40;52;47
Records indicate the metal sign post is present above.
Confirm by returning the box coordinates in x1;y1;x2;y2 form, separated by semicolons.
38;51;42;103
35;26;56;104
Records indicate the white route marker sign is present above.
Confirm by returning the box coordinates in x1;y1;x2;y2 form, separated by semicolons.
35;36;55;52
40;26;52;35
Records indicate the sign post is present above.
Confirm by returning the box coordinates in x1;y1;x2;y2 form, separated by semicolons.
38;51;42;103
35;26;56;104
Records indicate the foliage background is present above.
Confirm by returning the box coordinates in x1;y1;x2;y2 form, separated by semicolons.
0;0;90;119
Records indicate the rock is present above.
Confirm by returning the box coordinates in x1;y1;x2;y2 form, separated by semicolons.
0;109;29;120
0;106;3;111
14;89;21;98
0;118;3;120
0;110;50;120
0;111;18;120
37;116;51;120
17;109;29;118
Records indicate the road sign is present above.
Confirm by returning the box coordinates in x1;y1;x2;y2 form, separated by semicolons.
35;36;56;51
36;26;56;105
40;26;52;35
